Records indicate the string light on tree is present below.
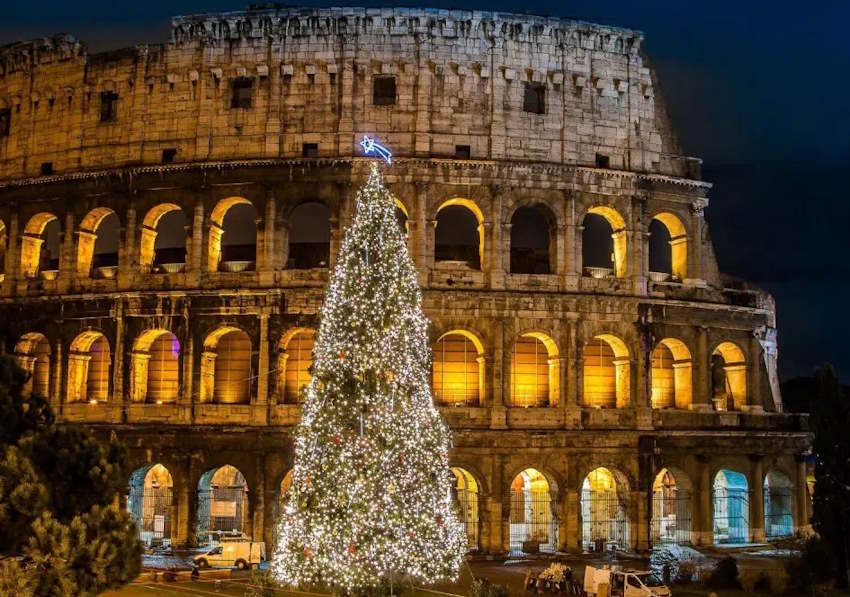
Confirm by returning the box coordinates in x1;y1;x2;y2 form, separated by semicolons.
271;142;465;593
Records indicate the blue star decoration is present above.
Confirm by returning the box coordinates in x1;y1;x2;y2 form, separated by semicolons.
360;136;392;164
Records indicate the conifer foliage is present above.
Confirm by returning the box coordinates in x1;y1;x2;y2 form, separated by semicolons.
272;164;466;592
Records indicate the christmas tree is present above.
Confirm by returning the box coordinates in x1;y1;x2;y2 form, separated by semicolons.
271;163;466;593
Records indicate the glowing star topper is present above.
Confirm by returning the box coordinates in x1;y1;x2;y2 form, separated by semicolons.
360;136;393;164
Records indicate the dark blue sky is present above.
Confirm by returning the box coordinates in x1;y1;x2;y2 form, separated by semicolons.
3;1;848;380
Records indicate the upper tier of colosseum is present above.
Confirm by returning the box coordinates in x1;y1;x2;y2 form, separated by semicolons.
0;6;697;181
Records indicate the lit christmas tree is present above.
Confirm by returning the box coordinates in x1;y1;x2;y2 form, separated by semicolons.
271;162;466;593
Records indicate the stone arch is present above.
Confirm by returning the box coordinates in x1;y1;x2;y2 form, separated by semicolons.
764;469;794;539
286;201;331;269
712;341;747;411
14;332;51;398
451;467;481;551
434;198;484;271
128;464;174;546
76;207;119;278
509;203;557;275
583;334;630;408
208;197;257;273
140;203;187;273
651;467;693;544
509;331;559;407
130;329;180;403
277;327;315;404
432;329;485;406
649;212;688;281
200;326;252;404
651;338;693;409
713;468;749;544
21;212;61;279
197;464;250;544
582;205;627;279
580;466;631;551
67;330;111;403
508;467;559;554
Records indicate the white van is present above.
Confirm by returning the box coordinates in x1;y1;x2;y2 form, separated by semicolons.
584;565;671;597
194;540;266;570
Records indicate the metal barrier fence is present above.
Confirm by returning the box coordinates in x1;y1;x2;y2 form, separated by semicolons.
454;487;480;550
127;486;172;542
651;489;692;545
764;487;794;539
509;489;557;554
581;490;629;552
197;486;248;544
713;487;749;544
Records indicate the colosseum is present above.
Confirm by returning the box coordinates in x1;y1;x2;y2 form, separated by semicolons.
0;6;811;556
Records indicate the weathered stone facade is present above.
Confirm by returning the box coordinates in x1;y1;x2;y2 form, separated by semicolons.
0;7;809;555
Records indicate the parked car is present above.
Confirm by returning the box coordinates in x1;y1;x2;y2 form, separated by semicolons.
584;565;671;597
193;540;266;570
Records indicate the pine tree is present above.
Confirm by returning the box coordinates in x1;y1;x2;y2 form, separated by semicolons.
272;164;466;593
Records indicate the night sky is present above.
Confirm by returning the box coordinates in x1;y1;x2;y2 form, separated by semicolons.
3;1;848;381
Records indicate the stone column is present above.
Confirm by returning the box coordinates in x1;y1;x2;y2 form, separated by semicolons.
749;456;765;543
255;312;270;424
749;334;762;410
112;302;124;410
690;200;706;282
118;204;135;289
795;455;810;532
4;213;19;291
490;319;507;428
328;216;341;269
413;182;428;275
174;458;193;547
52;338;64;414
697;456;712;545
254;216;266;272
182;330;194;411
188;199;204;281
252;455;266;542
693;327;711;410
57;211;75;293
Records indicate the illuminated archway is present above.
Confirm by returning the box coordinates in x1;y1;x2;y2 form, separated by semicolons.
451;467;480;550
510;332;559;407
14;332;51;398
128;464;173;546
278;328;315;404
651;468;692;544
509;468;556;554
510;205;555;274
712;342;747;411
76;207;119;278
583;334;630;408
650;213;687;281
434;199;484;271
581;467;629;551
713;469;749;544
432;330;485;406
197;465;249;544
582;206;627;278
208;197;257;272
651;339;693;409
764;470;793;539
67;330;111;403
200;327;252;404
140;204;187;273
21;212;60;278
130;329;180;403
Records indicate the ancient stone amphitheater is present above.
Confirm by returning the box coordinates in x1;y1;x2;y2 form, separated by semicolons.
0;7;810;554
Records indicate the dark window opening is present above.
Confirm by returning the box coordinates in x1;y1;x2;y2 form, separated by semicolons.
510;206;553;274
455;145;471;160
153;209;188;270
0;109;10;137
582;213;614;272
40;162;53;176
649;218;672;275
435;205;480;270
48;98;55;110
307;73;315;85
523;82;546;114
220;203;258;270
288;201;331;269
100;91;119;122
92;212;120;270
595;153;610;169
162;148;178;164
329;73;337;86
302;143;318;158
230;78;253;109
373;76;397;106
395;206;408;235
40;218;61;272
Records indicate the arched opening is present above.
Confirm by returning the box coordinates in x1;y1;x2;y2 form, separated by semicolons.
451;467;480;551
274;470;294;546
208;198;257;273
131;330;180;403
651;468;692;545
434;199;483;271
583;334;630;408
128;464;173;547
76;208;119;278
14;332;51;398
510;205;554;274
764;470;793;539
200;327;252;404
582;207;627;279
509;468;556;554
0;219;7;279
287;201;331;269
510;332;559;407
651;339;693;409
67;331;110;403
21;212;61;279
197;465;249;545
394;200;409;235
141;204;187;274
278;328;315;404
432;330;484;406
712;342;747;411
581;467;629;551
649;213;687;281
713;469;749;544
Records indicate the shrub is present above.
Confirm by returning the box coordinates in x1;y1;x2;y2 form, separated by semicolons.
785;536;837;594
469;578;509;597
707;556;740;590
752;572;772;593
